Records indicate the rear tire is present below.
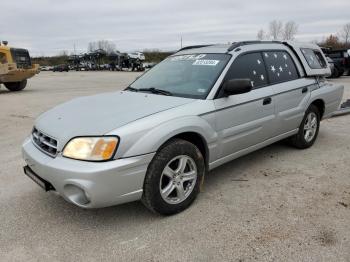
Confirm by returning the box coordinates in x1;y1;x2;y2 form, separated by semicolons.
142;139;205;215
4;80;27;91
290;105;320;149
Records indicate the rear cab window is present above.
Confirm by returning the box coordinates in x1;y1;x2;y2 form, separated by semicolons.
301;48;327;69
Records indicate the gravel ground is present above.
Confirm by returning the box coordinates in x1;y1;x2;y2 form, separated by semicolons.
0;71;349;262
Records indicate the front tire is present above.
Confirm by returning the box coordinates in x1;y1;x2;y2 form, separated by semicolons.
142;139;205;215
4;80;27;91
290;105;320;149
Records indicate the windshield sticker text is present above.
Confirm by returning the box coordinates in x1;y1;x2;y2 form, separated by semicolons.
170;54;206;61
192;60;220;66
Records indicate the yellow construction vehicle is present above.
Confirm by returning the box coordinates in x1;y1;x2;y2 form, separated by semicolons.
0;41;39;91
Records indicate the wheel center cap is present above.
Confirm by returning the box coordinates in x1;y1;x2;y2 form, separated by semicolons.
173;176;181;183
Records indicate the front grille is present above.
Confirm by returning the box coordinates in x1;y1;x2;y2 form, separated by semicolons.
32;128;58;157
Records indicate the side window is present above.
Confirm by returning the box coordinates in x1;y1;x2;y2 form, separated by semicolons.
301;48;327;69
263;51;299;84
224;52;268;89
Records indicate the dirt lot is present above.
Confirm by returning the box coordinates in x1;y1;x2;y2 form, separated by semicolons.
0;71;349;262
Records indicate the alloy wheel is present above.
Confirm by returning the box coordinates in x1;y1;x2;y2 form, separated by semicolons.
159;155;198;204
304;112;318;142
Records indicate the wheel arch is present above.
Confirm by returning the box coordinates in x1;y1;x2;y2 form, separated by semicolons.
161;132;209;167
310;99;325;119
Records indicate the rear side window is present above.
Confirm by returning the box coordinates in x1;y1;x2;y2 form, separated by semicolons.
301;48;327;69
263;51;299;84
224;52;268;89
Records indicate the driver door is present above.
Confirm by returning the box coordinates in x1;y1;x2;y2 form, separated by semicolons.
214;52;276;159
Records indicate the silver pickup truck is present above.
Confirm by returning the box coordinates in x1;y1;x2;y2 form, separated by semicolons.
22;41;344;215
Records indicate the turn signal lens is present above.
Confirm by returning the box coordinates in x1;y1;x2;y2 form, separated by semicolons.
63;137;119;161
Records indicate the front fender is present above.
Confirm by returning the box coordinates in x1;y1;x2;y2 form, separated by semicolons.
120;116;218;159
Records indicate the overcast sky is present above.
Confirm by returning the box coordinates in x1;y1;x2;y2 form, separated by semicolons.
1;0;349;56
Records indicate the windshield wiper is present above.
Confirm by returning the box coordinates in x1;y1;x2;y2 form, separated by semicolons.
139;87;173;96
139;87;174;96
125;86;138;92
125;86;173;96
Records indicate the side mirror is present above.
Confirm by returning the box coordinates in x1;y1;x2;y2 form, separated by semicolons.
223;79;253;96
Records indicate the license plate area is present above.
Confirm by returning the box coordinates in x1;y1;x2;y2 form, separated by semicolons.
23;166;55;191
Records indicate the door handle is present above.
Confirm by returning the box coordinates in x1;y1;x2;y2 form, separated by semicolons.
302;87;308;93
263;97;272;105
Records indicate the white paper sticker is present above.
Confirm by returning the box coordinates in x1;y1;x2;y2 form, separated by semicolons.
192;59;219;66
171;54;206;61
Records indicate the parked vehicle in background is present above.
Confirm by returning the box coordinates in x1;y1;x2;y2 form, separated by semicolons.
22;41;343;215
40;65;54;71
322;48;350;76
100;64;110;70
0;41;39;91
128;52;146;61
143;62;157;69
325;57;341;78
53;64;69;72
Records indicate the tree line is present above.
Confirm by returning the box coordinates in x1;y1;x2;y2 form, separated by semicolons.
257;20;350;49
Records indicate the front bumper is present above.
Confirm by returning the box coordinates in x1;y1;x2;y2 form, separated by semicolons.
22;137;155;208
0;63;39;83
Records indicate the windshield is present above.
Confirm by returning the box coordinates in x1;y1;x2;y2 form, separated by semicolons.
129;53;231;99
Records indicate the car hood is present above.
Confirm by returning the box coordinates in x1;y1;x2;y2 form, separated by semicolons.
35;91;194;149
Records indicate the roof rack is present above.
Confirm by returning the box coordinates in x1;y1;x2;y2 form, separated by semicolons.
177;45;213;52
227;41;282;52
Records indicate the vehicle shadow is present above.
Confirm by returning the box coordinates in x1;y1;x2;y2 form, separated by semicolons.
40;141;289;214
204;141;291;190
10;140;293;233
0;88;38;95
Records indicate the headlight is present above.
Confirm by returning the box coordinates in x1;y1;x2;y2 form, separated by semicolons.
62;136;119;161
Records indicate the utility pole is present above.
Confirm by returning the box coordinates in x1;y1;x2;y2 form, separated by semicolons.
180;36;183;49
74;43;76;55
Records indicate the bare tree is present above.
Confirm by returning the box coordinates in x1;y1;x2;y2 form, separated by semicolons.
88;40;116;54
283;21;298;40
257;29;266;40
88;42;96;53
339;23;350;45
323;34;342;49
269;20;283;40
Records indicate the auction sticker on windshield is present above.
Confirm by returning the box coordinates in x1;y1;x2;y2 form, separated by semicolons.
170;54;206;61
192;59;220;66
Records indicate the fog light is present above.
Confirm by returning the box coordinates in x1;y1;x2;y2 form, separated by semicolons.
64;184;90;206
